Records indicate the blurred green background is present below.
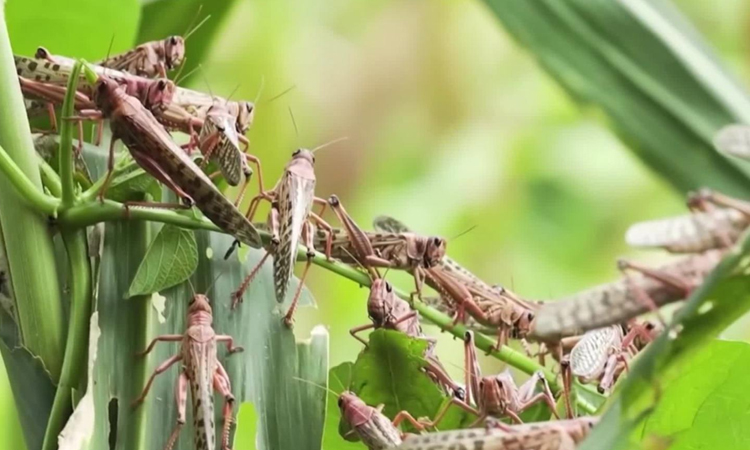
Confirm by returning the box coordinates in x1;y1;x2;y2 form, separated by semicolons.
3;0;750;447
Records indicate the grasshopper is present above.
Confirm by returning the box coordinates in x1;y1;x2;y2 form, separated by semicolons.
372;215;538;351
339;391;431;450
350;278;464;398
529;250;724;341
560;321;659;417
626;189;750;253
89;74;262;247
132;294;243;450
395;417;599;450
96;35;185;78
325;196;446;301
231;148;332;327
459;330;559;425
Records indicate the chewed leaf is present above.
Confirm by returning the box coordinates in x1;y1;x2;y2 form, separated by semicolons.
126;225;198;298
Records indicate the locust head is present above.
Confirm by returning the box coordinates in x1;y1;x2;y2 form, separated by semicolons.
478;371;515;414
567;417;599;443
163;36;185;70
188;294;213;318
144;78;175;111
338;391;373;428
285;148;316;180
423;236;446;268
92;77;124;116
236;101;255;134
367;279;396;324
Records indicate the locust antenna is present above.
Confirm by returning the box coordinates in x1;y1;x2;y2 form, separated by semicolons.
265;84;296;104
291;377;340;399
340;246;380;281
174;63;200;87
198;65;216;103
171;56;188;84
311;136;349;154
451;224;477;242
288;106;299;138
205;268;228;296
184;7;211;41
186;277;197;297
252;76;265;104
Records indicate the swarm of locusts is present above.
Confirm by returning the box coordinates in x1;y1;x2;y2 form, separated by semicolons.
16;24;750;450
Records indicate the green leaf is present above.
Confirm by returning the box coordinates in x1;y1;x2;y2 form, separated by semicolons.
349;330;473;434
634;340;750;450
7;0;141;58
0;310;55;450
234;402;259;450
579;233;750;450
126;224;198;298
136;0;239;85
482;0;750;196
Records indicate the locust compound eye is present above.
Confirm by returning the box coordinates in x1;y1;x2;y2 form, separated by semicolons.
292;149;301;157
216;125;225;132
433;237;442;246
312;156;316;164
157;80;167;90
588;421;595;429
385;282;392;293
337;397;344;408
527;312;534;322
170;36;178;45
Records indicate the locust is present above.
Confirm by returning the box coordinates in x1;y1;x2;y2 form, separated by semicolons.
714;123;750;161
529;250;724;341
326;196;446;295
372;215;538;350
560;321;660;417
339;391;430;450
626;189;750;253
96;35;185;78
17;51;256;187
231;148;332;327
88;74;262;248
131;294;243;450
394;417;599;450
350;277;464;398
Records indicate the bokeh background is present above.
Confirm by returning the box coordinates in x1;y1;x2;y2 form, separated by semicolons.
3;0;750;447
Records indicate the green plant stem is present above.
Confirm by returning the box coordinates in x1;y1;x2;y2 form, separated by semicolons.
0;8;65;384
38;156;62;198
42;230;92;450
0;143;60;215
59;60;83;206
55;199;601;412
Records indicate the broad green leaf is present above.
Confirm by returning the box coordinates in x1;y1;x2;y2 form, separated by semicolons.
234;402;258;450
7;0;140;58
349;330;473;434
579;232;750;450
482;0;750;196
136;0;239;85
634;340;750;450
126;225;198;298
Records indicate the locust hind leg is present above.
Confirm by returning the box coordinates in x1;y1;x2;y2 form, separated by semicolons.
617;258;693;325
164;371;188;450
214;362;235;450
516;370;560;419
282;221;316;327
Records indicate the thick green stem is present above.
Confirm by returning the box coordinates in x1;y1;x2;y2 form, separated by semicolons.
42;230;92;450
0;8;65;383
0;144;60;215
59;61;83;206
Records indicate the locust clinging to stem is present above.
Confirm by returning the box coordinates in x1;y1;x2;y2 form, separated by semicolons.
231;134;341;326
81;66;262;248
